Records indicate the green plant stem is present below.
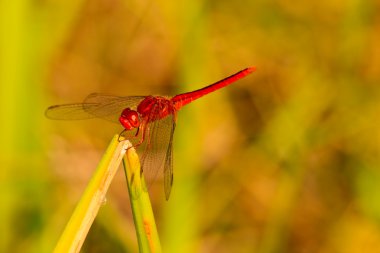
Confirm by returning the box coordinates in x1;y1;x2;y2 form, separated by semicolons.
123;146;161;253
53;135;129;253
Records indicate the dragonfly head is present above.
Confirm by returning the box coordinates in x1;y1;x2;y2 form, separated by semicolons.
119;108;140;130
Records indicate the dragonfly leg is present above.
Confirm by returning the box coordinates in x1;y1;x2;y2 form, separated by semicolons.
118;128;142;149
118;129;127;142
133;124;146;148
121;121;147;150
135;119;150;145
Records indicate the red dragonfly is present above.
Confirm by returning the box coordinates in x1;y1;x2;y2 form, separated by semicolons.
46;67;255;200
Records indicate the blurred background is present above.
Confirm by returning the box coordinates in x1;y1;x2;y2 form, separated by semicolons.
1;0;380;252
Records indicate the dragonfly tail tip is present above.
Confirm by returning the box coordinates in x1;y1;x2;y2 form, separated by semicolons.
247;66;257;73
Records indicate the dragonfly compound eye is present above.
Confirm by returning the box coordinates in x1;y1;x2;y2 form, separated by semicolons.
119;108;140;130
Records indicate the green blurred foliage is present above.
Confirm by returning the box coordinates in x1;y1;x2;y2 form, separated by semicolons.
1;0;379;252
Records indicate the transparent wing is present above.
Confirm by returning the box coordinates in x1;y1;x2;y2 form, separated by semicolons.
163;121;175;200
138;105;176;200
45;103;96;120
45;93;145;123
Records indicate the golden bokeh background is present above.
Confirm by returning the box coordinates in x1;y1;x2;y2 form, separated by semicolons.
1;0;379;252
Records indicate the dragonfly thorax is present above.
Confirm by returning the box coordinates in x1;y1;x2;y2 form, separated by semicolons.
137;96;174;119
119;108;140;130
